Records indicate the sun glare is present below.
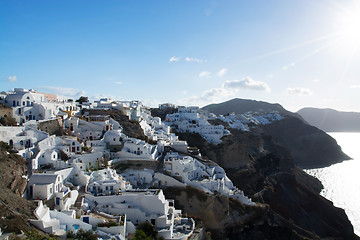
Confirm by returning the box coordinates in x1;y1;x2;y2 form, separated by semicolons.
337;5;360;48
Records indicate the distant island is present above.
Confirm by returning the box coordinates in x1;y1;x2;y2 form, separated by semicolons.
297;108;360;132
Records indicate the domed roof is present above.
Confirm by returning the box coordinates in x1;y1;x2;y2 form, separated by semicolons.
103;130;126;142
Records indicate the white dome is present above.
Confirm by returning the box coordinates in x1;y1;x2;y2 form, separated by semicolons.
103;130;126;143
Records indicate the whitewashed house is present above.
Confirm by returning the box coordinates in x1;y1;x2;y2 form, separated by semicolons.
27;173;65;200
80;212;127;239
163;152;254;205
4;88;78;124
0;125;48;151
86;168;129;195
165;107;230;144
70;152;104;171
121;169;154;188
38;149;60;166
103;130;126;148
159;103;176;110
30;201;92;237
116;138;158;161
83;189;195;240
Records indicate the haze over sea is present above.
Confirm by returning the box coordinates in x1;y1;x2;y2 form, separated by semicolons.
306;132;360;236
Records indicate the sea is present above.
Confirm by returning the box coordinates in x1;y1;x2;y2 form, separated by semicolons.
305;132;360;237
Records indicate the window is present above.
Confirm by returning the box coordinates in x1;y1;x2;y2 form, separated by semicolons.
50;188;53;194
110;186;113;190
106;186;108;190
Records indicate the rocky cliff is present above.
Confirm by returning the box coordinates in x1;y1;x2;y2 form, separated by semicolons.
175;125;358;239
201;99;350;168
261;116;350;168
0;142;36;234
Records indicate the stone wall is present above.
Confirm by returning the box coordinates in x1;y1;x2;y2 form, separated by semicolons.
37;118;63;135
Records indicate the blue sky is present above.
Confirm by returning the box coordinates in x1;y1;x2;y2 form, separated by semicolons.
1;0;360;112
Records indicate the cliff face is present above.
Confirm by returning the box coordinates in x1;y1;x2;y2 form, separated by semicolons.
163;183;356;240
176;125;358;239
261;117;350;168
254;172;356;239
0;142;36;234
202;99;350;169
163;186;319;240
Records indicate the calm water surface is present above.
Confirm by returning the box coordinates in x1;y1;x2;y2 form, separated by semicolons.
305;132;360;236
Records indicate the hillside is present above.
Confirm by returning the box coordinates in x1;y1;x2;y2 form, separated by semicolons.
261;116;350;168
0;142;36;234
297;107;360;132
200;99;349;168
201;98;299;118
173;131;358;239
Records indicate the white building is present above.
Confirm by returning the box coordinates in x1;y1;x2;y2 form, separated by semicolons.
70;152;104;171
165;107;230;144
121;169;154;188
80;212;127;239
0;125;48;151
30;201;92;237
83;189;194;240
86;168;129;195
116;138;158;161
159;103;176;110
103;130;126;147
4;88;78;124
32;136;83;170
213;111;284;131
27;173;66;200
163;152;254;205
139;115;175;142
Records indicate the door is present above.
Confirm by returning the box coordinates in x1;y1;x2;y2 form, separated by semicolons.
83;217;89;224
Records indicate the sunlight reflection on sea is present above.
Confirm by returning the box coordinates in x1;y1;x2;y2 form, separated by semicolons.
305;132;360;236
